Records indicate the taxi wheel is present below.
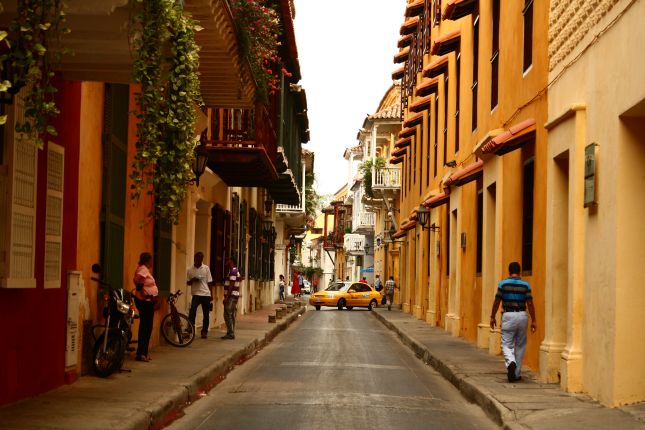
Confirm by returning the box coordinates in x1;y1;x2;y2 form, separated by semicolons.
337;299;346;310
368;299;378;311
315;305;321;310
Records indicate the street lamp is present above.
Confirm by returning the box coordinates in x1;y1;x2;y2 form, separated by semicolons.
364;243;371;255
416;205;440;232
191;143;209;186
416;205;430;229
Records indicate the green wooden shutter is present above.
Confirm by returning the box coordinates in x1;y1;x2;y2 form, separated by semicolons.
210;204;225;283
101;84;128;290
239;200;247;277
154;220;172;295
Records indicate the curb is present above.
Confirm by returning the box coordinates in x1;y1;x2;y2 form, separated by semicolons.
372;310;519;429
141;306;306;430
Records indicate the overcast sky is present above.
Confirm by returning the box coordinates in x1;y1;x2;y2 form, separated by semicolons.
293;1;404;196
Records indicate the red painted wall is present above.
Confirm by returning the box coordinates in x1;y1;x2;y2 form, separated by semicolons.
0;78;81;405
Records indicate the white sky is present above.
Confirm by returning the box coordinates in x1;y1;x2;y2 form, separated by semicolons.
293;1;404;196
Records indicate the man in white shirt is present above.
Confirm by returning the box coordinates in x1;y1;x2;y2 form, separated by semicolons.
187;252;214;339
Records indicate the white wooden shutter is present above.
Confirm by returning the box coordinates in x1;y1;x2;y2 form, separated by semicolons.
1;89;37;288
44;143;64;289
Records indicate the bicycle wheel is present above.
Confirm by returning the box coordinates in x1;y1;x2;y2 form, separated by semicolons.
161;313;195;347
93;333;125;377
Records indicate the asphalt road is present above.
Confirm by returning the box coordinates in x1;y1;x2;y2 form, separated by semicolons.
166;306;499;430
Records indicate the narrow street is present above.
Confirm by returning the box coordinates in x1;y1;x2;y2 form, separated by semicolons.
166;307;498;430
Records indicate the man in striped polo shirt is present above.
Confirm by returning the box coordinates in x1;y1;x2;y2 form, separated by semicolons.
222;257;241;340
489;262;537;382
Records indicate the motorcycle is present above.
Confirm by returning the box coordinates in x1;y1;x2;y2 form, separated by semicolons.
90;264;137;377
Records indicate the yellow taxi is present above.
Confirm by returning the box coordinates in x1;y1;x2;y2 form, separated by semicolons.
309;281;381;311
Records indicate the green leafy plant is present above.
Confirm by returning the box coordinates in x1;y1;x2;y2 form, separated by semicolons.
131;0;202;224
304;171;320;227
358;157;386;198
230;0;283;101
8;0;69;146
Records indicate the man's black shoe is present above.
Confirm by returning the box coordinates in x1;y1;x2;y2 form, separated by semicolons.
221;334;235;340
507;361;517;382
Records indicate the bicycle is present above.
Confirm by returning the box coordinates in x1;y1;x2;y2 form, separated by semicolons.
160;290;195;347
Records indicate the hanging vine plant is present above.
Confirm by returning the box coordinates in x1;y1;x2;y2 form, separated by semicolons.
8;0;69;146
130;0;202;224
358;157;386;198
230;0;282;101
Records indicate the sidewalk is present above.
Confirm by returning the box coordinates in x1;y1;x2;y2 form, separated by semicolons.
0;300;306;430
372;307;645;430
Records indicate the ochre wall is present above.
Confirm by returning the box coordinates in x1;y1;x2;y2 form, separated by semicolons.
546;0;645;406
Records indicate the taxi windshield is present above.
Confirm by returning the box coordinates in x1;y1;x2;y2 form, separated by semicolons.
325;283;349;292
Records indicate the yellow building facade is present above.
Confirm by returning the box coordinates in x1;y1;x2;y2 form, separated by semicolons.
393;0;548;377
392;0;645;407
543;0;645;406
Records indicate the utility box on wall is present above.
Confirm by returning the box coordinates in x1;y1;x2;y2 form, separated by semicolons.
66;271;83;368
584;143;598;207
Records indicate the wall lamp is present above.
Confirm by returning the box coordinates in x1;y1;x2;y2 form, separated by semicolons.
191;143;209;186
416;205;441;232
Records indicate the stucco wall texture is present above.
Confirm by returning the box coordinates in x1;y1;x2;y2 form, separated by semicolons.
547;0;645;406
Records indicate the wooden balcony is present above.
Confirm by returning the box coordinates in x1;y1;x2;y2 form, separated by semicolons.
353;211;375;234
323;231;344;251
0;0;255;107
204;106;279;187
372;167;401;194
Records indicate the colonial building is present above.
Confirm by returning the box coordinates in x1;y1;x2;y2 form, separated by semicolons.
0;0;310;406
542;0;645;406
392;0;548;384
391;0;645;407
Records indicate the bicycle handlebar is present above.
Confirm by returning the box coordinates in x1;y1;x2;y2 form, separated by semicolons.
90;277;111;288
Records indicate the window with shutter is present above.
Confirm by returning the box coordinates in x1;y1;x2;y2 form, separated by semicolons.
44;143;65;289
1;89;38;288
240;200;247;277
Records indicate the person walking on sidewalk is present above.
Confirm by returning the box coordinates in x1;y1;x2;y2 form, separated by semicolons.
291;270;301;298
489;261;537;382
374;274;383;292
133;252;159;362
222;257;241;340
187;252;214;339
279;274;286;302
384;276;398;311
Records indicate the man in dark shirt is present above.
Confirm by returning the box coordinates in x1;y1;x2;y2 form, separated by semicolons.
490;262;537;382
222;257;241;340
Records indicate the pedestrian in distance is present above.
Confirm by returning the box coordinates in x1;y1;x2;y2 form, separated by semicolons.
374;275;383;292
360;277;368;284
384;276;398;311
187;252;214;339
298;272;304;296
222;257;241;340
489;261;537;382
132;252;159;362
279;274;286;302
291;270;301;298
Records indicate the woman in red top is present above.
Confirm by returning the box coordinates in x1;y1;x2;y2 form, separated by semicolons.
133;252;159;362
291;270;301;298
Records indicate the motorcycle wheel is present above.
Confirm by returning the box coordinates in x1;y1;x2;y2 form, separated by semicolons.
161;313;195;347
93;333;125;377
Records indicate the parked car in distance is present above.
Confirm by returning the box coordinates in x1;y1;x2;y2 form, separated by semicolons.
309;281;380;311
301;279;311;294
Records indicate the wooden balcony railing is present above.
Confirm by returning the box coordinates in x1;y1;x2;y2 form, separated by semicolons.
204;105;279;186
